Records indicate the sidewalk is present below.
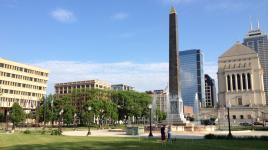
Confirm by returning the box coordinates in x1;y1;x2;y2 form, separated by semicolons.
62;130;268;139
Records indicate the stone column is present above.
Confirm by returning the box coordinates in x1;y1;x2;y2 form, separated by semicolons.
241;73;243;91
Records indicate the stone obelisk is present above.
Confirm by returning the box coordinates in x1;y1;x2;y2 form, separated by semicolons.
167;6;186;124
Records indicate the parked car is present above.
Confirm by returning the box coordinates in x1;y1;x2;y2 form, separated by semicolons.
239;122;251;126
253;122;264;126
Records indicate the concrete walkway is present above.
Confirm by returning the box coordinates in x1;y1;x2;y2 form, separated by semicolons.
62;130;268;139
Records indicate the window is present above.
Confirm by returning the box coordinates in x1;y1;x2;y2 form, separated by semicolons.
238;97;242;105
232;74;236;90
242;74;246;90
0;63;3;67
247;73;251;90
227;75;231;91
240;115;244;119
232;115;236;119
248;115;252;119
237;74;241;90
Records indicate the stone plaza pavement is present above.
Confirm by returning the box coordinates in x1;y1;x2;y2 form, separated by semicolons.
62;130;268;139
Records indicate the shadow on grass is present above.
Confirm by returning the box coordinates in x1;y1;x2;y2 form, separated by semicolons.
1;138;268;150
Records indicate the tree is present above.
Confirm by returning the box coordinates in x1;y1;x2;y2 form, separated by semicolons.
53;96;75;127
0;112;4;122
36;95;54;126
111;90;151;124
63;104;75;126
156;109;167;122
10;102;26;130
86;99;118;127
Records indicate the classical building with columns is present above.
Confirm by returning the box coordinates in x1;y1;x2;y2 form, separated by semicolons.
212;42;268;126
218;42;266;107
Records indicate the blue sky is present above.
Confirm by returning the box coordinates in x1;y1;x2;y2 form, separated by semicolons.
0;0;268;93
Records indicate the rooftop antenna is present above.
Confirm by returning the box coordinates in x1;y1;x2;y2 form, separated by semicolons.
249;16;253;30
257;19;260;29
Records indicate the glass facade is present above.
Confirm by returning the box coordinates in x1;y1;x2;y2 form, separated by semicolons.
179;49;205;113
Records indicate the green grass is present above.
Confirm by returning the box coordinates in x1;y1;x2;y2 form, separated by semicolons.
0;134;268;150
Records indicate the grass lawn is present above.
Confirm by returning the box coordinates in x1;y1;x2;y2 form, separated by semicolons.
0;134;268;150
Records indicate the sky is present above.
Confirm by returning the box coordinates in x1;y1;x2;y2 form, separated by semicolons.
0;0;268;94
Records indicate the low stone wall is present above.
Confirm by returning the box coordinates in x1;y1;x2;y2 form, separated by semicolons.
126;126;144;135
170;125;215;132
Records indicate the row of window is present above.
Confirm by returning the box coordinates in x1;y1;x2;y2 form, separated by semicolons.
231;114;252;120
0;71;47;84
1;88;45;97
226;73;252;91
222;58;251;63
0;80;46;91
0;98;38;108
224;62;251;69
55;84;110;94
0;63;48;77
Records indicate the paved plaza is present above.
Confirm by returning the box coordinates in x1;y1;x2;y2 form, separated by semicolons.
62;129;268;139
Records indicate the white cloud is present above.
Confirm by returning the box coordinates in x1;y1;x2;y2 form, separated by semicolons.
33;60;219;95
50;8;76;23
204;61;218;94
204;61;218;80
111;12;129;20
33;61;168;94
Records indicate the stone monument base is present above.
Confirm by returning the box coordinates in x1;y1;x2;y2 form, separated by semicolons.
163;114;187;125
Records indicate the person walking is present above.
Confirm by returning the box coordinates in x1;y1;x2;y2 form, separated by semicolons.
160;125;166;145
167;126;172;143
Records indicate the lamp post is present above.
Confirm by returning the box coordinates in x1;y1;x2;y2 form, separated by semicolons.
43;96;46;130
87;106;92;136
51;98;54;127
226;103;232;138
73;113;77;131
148;104;153;137
58;109;64;133
6;111;9;131
262;112;265;127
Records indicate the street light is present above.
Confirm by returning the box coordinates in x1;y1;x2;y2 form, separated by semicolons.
87;106;92;136
73;113;77;131
148;104;153;137
6;111;9;131
226;103;232;138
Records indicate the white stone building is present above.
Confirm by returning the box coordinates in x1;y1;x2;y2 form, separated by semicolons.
218;42;266;107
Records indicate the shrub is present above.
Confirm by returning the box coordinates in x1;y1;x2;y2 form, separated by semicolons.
204;134;268;140
41;130;46;135
204;134;231;139
51;129;62;136
23;130;31;134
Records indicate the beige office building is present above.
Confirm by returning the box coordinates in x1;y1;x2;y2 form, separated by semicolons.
55;80;111;95
55;80;111;112
0;58;49;112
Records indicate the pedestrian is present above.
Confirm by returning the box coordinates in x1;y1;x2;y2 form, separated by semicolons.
160;125;166;145
167;126;172;143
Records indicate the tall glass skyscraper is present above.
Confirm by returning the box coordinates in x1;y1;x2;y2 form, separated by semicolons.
243;25;268;104
179;49;205;113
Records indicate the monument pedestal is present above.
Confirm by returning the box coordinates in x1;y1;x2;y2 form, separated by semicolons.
165;114;187;125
